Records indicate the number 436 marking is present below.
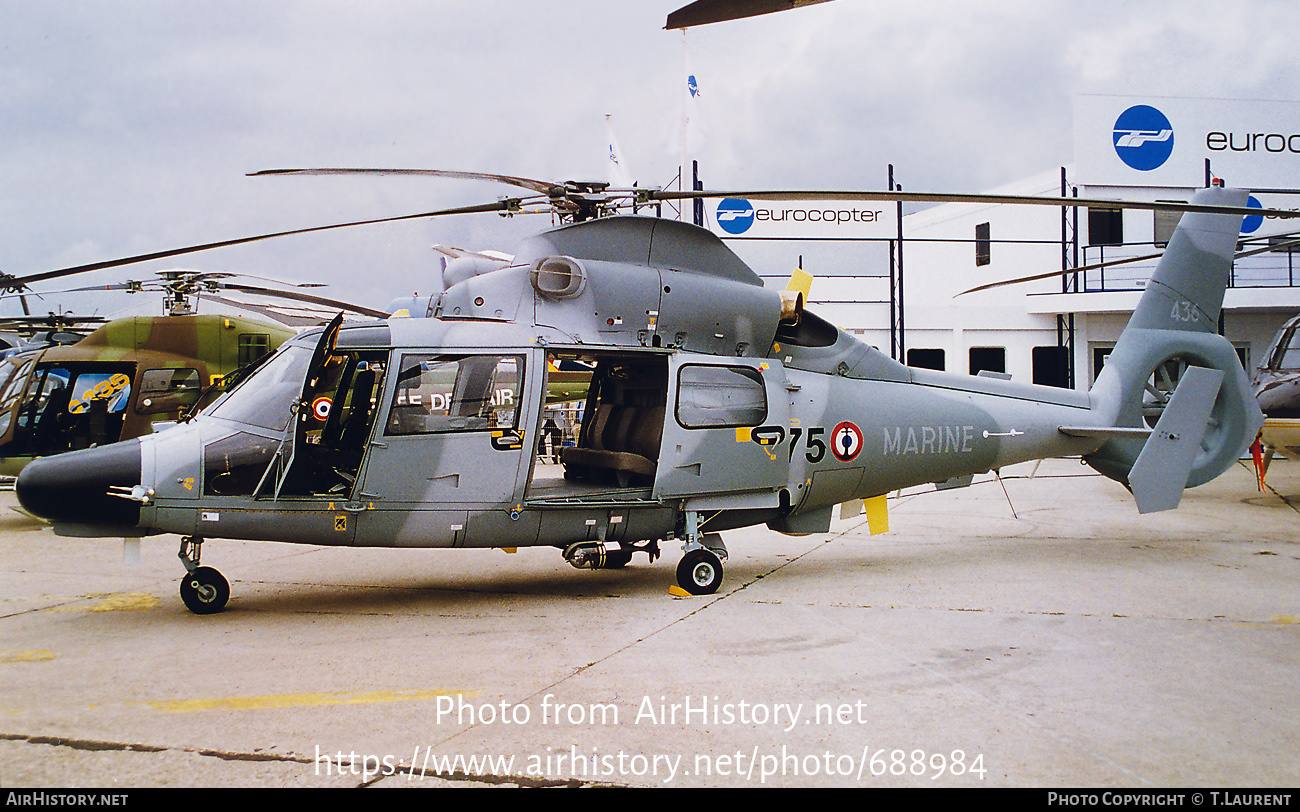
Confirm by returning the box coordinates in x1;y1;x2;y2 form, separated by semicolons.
1171;300;1199;322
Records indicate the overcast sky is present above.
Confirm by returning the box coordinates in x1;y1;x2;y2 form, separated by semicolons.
4;0;1300;318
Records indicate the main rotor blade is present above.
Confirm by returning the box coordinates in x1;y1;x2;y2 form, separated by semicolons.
665;0;836;29
960;228;1300;295
251;167;564;196
646;189;1300;219
958;252;1165;296
10;199;521;290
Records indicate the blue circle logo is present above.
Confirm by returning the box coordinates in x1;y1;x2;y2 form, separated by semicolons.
1112;105;1175;171
715;198;755;235
1242;195;1263;234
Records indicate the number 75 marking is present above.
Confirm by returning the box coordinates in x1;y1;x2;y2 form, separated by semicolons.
787;427;827;463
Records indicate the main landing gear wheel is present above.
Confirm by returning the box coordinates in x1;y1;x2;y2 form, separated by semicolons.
180;566;229;615
676;548;723;595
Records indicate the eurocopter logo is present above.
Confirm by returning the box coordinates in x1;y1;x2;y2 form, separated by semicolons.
716;198;756;235
1113;105;1175;171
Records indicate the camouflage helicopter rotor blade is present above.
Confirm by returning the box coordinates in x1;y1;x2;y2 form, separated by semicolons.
196;293;345;328
217;282;391;320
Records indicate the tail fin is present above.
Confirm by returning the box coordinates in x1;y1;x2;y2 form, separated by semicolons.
1085;187;1264;507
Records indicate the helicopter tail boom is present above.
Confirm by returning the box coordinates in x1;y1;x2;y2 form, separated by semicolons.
1082;186;1264;508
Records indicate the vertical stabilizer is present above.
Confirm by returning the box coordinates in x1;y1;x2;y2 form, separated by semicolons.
1125;186;1246;333
1086;187;1264;503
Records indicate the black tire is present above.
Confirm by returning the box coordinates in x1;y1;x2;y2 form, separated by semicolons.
676;549;723;595
180;566;230;615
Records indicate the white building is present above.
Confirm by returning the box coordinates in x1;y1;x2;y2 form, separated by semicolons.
719;94;1300;392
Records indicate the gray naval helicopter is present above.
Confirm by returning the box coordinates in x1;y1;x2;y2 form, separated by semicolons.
14;180;1272;613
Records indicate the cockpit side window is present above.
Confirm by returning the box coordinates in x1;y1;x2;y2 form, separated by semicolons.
1279;327;1300;371
386;353;523;436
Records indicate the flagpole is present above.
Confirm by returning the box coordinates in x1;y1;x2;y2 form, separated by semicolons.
681;30;688;221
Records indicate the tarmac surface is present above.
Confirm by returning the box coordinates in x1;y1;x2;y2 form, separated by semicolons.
1;457;1298;789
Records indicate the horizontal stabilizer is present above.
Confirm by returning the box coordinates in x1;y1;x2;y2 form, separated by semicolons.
1059;426;1152;438
1128;366;1224;514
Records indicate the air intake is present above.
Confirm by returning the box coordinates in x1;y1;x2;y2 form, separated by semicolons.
529;256;587;299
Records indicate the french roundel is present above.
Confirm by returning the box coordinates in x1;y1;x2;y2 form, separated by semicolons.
831;421;863;462
311;396;332;421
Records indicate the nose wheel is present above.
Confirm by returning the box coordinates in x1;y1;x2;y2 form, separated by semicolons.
180;566;229;615
178;536;229;615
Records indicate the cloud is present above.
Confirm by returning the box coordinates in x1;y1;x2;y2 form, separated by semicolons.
2;0;1298;313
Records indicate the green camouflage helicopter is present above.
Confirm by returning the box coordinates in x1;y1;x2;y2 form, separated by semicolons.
0;269;388;476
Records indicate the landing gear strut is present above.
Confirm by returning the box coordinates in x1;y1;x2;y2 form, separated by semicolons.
674;512;727;595
178;536;229;615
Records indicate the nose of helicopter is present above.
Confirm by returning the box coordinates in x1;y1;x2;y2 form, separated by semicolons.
16;440;145;529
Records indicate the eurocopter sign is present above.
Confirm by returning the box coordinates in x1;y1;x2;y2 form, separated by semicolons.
711;197;898;240
1076;94;1300;188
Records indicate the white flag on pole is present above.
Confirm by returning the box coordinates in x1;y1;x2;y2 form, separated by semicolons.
606;114;634;189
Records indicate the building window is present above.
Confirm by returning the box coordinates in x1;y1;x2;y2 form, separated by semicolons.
969;347;1006;376
975;222;991;266
1088;207;1124;246
1154;203;1185;247
1092;345;1114;384
907;348;945;371
1032;346;1071;389
1269;235;1300;254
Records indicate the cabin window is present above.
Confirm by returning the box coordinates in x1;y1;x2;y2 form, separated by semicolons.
203;432;279;496
9;363;134;454
0;359;34;438
675;364;766;429
136;368;202;414
386;353;523;435
1275;328;1300;369
238;333;273;367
